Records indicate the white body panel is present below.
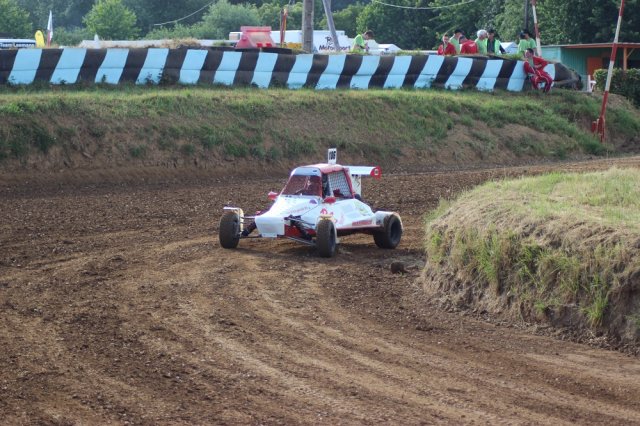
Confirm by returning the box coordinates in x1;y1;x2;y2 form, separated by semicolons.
254;194;379;238
255;195;320;237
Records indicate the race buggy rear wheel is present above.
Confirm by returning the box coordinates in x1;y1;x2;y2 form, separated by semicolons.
219;211;240;249
316;219;337;258
374;214;402;249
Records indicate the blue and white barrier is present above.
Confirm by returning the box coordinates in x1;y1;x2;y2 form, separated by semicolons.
0;48;575;90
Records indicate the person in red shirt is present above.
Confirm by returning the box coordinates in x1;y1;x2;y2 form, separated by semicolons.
459;36;478;54
523;48;553;92
437;34;456;56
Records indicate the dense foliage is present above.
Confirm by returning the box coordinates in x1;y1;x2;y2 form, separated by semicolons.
7;0;640;49
319;3;364;37
0;0;32;38
594;68;640;107
356;0;435;48
83;0;138;39
199;0;260;39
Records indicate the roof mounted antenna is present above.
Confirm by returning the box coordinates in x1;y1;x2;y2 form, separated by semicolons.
328;148;337;165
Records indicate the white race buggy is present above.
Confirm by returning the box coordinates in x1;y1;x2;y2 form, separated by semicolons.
218;149;402;257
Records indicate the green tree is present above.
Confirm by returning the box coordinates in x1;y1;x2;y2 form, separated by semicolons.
596;0;640;42
14;0;640;44
543;0;639;43
428;0;483;39
257;1;289;30
420;0;513;48
357;0;435;49
53;26;92;46
198;0;260;39
83;0;139;40
19;0;211;33
17;0;95;31
330;0;361;11
0;0;32;38
124;0;211;33
319;2;364;37
494;0;531;43
145;23;203;40
62;0;97;28
257;1;324;31
534;0;585;44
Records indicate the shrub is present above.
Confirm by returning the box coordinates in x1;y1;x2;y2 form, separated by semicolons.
129;145;146;158
593;68;640;107
201;134;221;150
266;146;281;161
145;23;202;40
53;27;92;47
180;143;195;156
9;139;28;158
249;145;266;159
224;143;248;158
0;137;8;160
32;125;56;153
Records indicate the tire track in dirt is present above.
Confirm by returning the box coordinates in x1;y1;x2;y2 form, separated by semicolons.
2;157;640;424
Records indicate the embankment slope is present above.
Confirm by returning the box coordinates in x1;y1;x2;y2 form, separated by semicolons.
422;168;640;350
1;87;639;185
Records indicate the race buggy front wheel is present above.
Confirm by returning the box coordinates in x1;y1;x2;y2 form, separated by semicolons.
316;219;337;258
374;214;402;249
219;211;240;249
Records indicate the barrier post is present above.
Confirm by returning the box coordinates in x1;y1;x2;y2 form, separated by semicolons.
530;0;542;56
593;0;625;143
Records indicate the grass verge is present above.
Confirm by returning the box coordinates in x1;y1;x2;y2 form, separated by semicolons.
423;168;640;348
0;86;638;173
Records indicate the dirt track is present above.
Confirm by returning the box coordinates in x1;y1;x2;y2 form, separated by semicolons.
2;157;640;425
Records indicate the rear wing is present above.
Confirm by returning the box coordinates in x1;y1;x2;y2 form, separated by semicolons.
346;166;382;197
326;148;381;196
348;166;382;178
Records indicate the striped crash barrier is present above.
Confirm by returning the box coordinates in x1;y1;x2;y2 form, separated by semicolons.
0;48;580;90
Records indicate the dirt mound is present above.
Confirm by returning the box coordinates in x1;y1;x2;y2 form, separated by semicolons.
422;167;640;351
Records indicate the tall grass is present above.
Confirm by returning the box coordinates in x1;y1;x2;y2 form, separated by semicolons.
424;168;640;335
0;86;637;164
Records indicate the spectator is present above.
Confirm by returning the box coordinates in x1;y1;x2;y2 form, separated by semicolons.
437;34;456;56
523;48;553;93
450;28;464;54
459;36;478;54
475;29;489;54
352;30;374;53
517;29;537;57
486;29;506;55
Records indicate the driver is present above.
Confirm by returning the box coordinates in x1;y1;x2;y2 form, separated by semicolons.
322;174;330;198
304;178;321;196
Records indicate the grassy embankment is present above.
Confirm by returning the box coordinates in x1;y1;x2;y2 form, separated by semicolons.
0;85;639;175
423;168;640;347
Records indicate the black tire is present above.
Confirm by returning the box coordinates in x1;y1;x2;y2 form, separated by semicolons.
316;219;337;258
219;212;240;249
374;215;402;249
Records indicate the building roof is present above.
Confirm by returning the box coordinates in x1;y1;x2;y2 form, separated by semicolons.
543;43;640;49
